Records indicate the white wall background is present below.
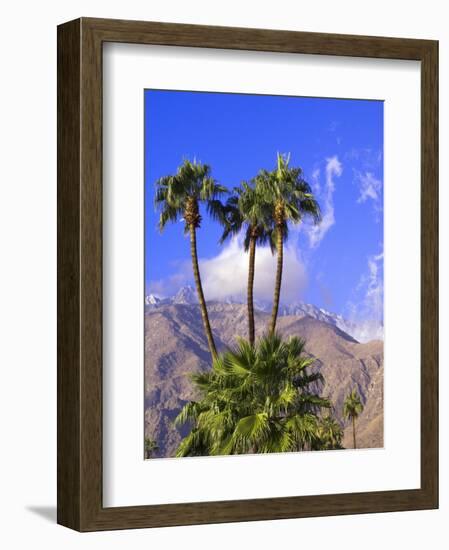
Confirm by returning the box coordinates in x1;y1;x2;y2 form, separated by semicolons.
0;1;446;547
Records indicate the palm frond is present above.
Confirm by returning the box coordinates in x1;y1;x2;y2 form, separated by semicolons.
175;333;333;457
174;401;203;427
343;388;364;420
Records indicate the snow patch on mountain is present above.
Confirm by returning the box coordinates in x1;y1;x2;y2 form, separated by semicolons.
173;285;198;305
144;286;383;343
145;294;161;306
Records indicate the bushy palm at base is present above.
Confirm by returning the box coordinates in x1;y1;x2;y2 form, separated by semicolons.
313;415;344;450
175;333;338;457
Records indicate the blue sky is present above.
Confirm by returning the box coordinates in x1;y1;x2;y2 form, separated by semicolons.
144;90;383;331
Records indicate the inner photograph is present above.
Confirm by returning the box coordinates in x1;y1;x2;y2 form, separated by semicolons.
143;89;384;459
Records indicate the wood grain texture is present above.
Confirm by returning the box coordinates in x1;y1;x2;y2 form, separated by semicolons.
420;41;439;503
57;18;81;531
57;17;439;532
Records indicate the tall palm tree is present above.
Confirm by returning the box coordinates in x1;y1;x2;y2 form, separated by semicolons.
343;388;364;449
257;153;321;335
175;333;331;456
219;183;274;345
154;159;227;360
144;437;158;459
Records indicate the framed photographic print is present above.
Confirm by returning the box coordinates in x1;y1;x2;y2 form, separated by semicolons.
57;17;438;531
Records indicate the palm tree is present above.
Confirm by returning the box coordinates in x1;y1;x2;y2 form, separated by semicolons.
175;333;331;456
154;159;227;360
219;183;274;345
315;415;344;450
257;153;321;335
343;388;364;449
144;437;159;459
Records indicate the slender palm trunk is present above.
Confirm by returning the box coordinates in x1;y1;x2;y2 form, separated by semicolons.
189;224;217;359
269;227;284;335
247;235;257;345
352;416;357;449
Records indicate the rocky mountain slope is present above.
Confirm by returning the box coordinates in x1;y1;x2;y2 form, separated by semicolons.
144;301;383;458
145;286;383;343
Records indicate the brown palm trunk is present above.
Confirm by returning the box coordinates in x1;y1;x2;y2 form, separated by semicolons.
247;235;257;345
352;416;357;449
269;227;284;335
189;224;217;360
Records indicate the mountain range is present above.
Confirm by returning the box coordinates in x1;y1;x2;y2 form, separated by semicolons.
145;285;382;343
144;287;384;458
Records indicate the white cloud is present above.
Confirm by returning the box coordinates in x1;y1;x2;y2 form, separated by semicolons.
347;315;384;344
148;269;190;298
200;236;307;303
148;235;308;303
346;250;384;342
356;171;382;206
345;148;382;169
307;156;342;248
311;168;321;194
365;252;384;321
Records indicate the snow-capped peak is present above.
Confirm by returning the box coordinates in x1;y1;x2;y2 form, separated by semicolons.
172;285;198;305
145;294;161;306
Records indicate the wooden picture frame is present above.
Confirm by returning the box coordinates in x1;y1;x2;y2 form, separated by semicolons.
57;17;438;531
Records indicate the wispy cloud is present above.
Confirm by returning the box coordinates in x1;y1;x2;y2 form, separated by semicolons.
311;167;321;194
345;148;382;169
307;156;342;248
346;250;384;342
364;251;384;321
327;120;342;145
355;171;382;206
148;267;190;298
327;120;339;133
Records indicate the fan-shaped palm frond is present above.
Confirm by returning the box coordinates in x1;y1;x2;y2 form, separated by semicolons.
175;333;331;457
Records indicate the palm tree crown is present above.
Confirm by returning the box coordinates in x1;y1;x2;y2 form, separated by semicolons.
219;182;274;250
155;158;226;233
154;159;227;359
343;388;364;420
256;153;321;334
258;153;321;237
343;388;364;449
219;182;275;344
175;333;332;457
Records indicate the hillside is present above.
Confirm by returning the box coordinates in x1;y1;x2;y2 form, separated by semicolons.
144;302;383;457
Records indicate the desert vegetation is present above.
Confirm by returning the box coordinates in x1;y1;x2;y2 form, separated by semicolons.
144;437;159;459
174;333;345;455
